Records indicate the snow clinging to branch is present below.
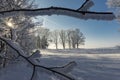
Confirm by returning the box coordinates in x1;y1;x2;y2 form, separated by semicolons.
107;0;120;8
0;7;115;21
77;0;94;11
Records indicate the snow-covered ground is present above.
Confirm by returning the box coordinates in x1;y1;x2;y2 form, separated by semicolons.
0;48;120;80
40;49;120;80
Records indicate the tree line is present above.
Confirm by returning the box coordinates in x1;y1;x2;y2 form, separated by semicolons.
36;27;85;49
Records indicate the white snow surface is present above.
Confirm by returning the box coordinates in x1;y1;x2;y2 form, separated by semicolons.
0;48;120;80
0;57;32;80
40;49;120;80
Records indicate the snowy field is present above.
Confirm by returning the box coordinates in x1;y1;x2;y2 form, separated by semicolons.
1;48;120;80
40;49;120;80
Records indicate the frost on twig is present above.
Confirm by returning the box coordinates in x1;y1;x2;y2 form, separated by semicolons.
77;0;94;11
28;50;42;65
0;36;76;80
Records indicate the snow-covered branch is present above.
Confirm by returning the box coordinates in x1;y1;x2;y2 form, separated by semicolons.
0;36;76;80
0;7;115;20
107;0;120;8
77;0;94;11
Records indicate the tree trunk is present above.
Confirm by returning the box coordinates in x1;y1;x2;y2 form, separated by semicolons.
55;43;58;49
77;43;79;48
63;43;65;49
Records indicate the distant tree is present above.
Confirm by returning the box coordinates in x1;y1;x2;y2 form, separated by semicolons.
75;29;85;48
36;27;49;49
59;30;67;49
67;29;72;49
51;30;59;49
71;30;77;48
69;29;85;49
41;36;49;49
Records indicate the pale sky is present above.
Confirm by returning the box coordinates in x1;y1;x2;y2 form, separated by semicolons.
35;0;120;48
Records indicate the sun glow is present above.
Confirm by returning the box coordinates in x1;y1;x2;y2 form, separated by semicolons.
7;22;14;28
5;18;15;28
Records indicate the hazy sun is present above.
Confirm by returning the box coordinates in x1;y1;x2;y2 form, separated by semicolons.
7;22;13;27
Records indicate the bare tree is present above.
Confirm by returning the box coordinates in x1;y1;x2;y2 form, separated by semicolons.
67;29;72;49
36;27;49;49
59;30;67;49
71;30;76;48
51;30;59;49
68;29;85;49
75;29;85;48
